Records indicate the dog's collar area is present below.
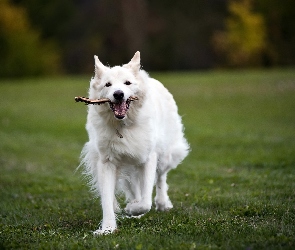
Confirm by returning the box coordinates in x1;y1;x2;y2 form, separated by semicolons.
116;129;123;138
115;121;126;139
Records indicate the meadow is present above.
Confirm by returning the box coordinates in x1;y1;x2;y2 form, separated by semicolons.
0;69;294;249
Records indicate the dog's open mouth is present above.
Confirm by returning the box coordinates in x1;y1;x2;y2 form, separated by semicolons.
108;96;138;119
109;100;131;119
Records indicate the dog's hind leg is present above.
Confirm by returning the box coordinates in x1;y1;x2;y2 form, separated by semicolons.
155;140;189;211
125;152;157;216
155;151;180;211
155;170;173;211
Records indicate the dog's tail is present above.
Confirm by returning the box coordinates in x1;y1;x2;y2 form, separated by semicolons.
77;142;100;195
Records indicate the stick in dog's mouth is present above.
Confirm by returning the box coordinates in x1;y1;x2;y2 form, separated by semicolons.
75;96;138;119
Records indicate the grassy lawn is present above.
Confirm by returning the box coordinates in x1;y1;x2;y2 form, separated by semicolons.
0;69;294;249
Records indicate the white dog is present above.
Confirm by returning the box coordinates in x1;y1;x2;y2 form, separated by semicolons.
80;51;189;235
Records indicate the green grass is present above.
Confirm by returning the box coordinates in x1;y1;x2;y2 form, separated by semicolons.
0;69;295;249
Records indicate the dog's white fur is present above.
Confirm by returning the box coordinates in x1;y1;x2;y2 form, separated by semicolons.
80;51;189;235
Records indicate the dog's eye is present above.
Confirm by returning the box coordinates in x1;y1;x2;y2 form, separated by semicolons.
124;81;132;85
105;82;112;87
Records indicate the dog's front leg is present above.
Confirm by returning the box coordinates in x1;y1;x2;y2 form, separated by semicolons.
93;161;117;235
125;152;157;216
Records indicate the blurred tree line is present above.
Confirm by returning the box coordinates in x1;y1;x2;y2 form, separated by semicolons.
1;0;294;77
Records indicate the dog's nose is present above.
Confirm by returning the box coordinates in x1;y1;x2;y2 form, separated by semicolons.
113;90;124;100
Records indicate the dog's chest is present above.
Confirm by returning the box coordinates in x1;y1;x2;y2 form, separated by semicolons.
99;126;151;166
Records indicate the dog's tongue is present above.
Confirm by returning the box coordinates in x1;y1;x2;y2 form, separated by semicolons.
114;101;128;119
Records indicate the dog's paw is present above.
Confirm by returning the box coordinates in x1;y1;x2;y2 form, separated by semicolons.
93;219;117;236
155;198;173;211
125;200;151;216
93;226;117;236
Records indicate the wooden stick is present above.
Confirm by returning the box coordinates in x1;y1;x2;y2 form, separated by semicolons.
128;96;139;101
75;96;138;105
75;96;110;105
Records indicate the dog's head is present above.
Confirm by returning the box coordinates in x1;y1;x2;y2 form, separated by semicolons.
89;52;143;120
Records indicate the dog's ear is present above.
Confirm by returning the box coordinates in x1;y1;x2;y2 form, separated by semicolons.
123;51;141;75
94;55;107;80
